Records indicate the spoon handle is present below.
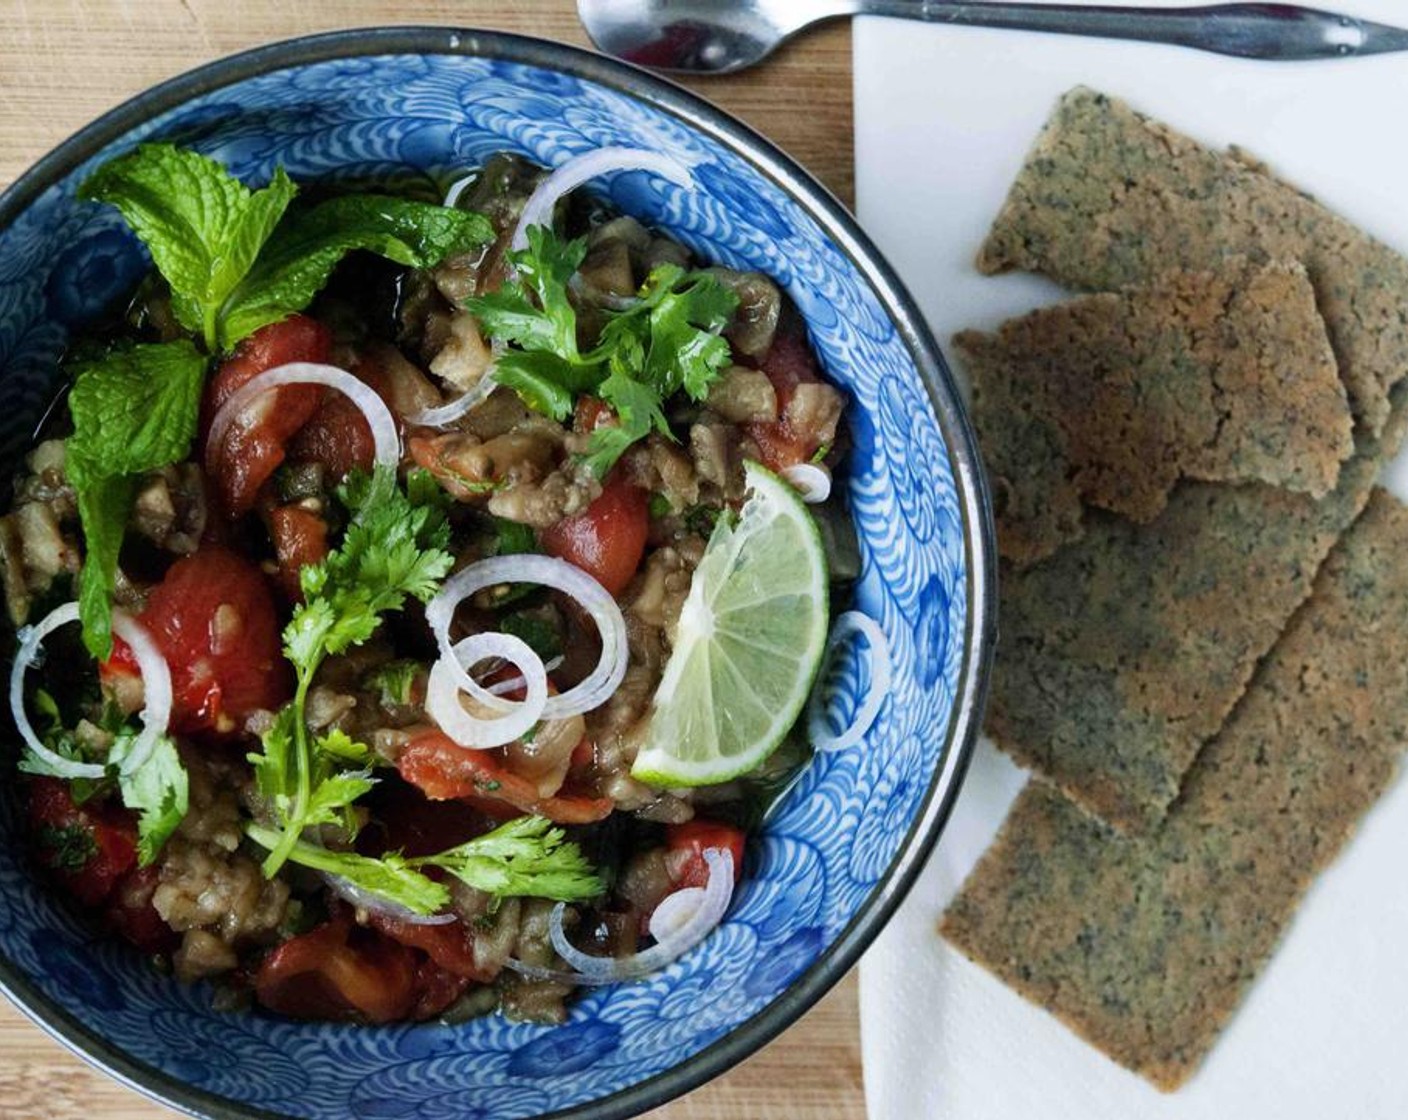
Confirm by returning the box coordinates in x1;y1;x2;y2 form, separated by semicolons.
855;2;1408;59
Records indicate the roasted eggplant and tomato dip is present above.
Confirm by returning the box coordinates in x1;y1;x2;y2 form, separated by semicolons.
1;144;879;1024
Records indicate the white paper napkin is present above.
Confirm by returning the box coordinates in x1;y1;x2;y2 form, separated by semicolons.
853;5;1408;1117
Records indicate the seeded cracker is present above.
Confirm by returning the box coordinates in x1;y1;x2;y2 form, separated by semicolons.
978;88;1408;436
991;388;1404;831
942;490;1408;1090
978;91;1408;830
957;259;1351;565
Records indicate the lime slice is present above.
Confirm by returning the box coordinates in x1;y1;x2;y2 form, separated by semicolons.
631;461;829;787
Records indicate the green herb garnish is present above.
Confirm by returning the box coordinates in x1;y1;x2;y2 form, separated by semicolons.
467;225;739;476
80;144;492;352
108;731;190;865
68;144;492;656
248;465;453;876
20;717;189;867
245;814;603;917
37;825;99;873
65;340;207;658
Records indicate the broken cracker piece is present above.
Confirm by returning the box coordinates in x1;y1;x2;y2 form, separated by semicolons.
943;489;1408;1090
958;258;1351;565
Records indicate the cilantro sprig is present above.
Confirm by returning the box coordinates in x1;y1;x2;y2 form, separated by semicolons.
467;226;739;476
245;815;603;917
249;465;454;877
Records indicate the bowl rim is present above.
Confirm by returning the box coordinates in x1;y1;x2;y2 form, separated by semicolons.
0;25;996;1120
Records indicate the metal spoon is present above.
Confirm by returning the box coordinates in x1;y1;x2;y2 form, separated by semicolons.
577;0;1408;73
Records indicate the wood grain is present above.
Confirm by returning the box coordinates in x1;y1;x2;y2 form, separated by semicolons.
0;3;860;1119
0;0;854;207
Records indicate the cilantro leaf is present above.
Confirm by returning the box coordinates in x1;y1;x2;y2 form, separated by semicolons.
469;226;739;476
249;706;298;816
414;815;603;902
584;266;737;475
63;339;208;658
466;226;589;360
80;145;297;349
221;195;493;347
109;732;189;866
491;350;585;422
365;660;421;709
316;728;372;765
582;367;670;477
302;770;376;832
23;700;189;867
245;823;451;916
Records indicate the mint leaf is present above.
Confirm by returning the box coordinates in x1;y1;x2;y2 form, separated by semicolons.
66;341;206;476
221;195;493;347
80;145;297;349
110;732;188;866
414;815;603;902
64;340;207;659
81;145;491;352
67;456;136;660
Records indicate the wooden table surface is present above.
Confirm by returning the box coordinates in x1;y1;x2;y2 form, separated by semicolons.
0;3;861;1119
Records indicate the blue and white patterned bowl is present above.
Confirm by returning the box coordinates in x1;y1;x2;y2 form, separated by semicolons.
0;28;994;1120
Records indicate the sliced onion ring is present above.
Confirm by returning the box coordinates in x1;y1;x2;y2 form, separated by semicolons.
425;555;628;721
505;847;734;985
207;362;400;473
111;611;175;775
781;463;831;504
486;655;564;698
9;603;173;779
442;174;475;209
406;367;500;429
807;611;891;754
320;872;458;926
427;632;548;748
511;146;696;253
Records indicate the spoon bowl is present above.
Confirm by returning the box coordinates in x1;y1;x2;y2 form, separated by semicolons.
577;0;855;73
